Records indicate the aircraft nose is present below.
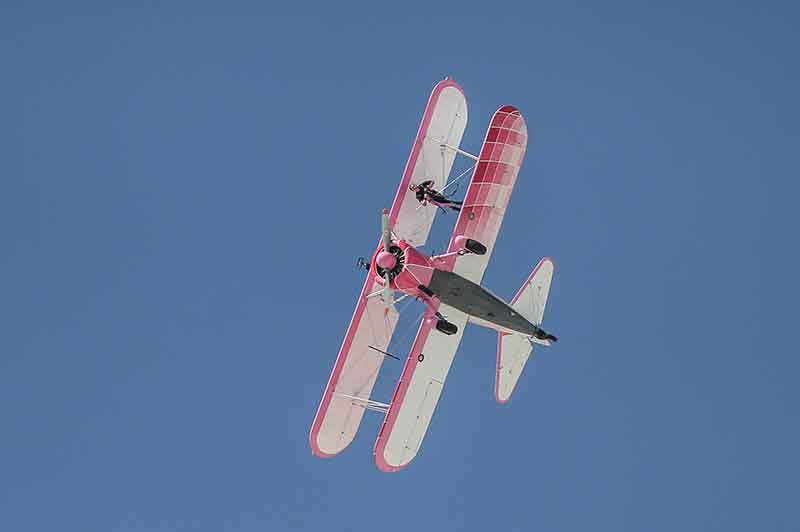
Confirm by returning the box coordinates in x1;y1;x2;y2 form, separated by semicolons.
376;251;397;270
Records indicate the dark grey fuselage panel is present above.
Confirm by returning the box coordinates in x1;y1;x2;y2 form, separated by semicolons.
427;269;536;336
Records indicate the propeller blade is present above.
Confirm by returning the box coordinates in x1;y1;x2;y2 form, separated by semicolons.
383;272;394;307
381;208;391;251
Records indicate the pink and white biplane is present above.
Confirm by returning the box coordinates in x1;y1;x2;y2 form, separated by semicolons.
310;78;557;472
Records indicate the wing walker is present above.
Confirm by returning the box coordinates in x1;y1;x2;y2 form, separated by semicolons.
310;78;558;472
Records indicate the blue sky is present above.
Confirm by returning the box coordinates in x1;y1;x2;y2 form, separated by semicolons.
2;2;798;531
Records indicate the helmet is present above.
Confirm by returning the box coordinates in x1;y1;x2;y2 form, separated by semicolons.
409;183;418;191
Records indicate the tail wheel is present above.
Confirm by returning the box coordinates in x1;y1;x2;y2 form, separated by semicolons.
435;319;458;336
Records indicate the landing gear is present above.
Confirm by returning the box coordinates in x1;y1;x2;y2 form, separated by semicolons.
435;318;458;336
464;238;487;255
417;290;457;335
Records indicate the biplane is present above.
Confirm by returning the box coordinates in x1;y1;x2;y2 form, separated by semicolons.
309;78;557;472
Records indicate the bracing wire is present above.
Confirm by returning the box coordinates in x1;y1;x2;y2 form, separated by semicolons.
441;164;475;195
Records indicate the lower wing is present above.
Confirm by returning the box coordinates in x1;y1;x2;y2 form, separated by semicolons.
373;303;467;472
310;275;399;457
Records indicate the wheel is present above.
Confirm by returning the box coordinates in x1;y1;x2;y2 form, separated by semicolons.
435;319;458;335
465;239;487;255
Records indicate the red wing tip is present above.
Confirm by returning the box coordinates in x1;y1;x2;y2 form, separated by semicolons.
311;448;336;459
374;453;410;473
374;438;413;473
495;395;511;404
497;104;520;114
309;431;339;459
432;77;465;96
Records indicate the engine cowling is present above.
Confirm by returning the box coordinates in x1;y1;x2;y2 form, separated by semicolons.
374;244;404;280
371;240;436;293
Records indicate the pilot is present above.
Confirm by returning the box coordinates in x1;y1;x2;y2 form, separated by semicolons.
409;180;462;211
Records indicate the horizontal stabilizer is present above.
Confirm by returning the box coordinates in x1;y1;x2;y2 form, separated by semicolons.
510;257;554;326
495;257;554;403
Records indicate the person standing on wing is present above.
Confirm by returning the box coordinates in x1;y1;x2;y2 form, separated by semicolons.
409;180;463;211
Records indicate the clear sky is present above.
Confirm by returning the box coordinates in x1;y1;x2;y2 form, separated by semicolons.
2;2;798;531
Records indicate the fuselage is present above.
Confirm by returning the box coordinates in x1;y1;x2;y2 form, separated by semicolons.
370;239;538;337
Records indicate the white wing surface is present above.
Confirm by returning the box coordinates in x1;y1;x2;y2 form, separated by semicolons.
310;276;399;457
374;304;467;471
388;79;468;246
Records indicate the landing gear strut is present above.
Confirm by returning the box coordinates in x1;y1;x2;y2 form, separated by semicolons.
416;286;458;336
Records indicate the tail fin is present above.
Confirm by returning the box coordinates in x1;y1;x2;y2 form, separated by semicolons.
495;257;555;403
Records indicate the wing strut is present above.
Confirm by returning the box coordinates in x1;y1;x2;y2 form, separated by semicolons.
440;142;478;161
334;393;390;414
441;164;475;195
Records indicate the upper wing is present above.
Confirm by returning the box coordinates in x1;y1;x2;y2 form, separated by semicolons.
388;79;468;246
310;274;399;457
447;105;528;284
373;303;467;472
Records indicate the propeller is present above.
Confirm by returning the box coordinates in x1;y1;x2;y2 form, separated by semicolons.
379;208;395;308
382;272;394;307
381;208;391;252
